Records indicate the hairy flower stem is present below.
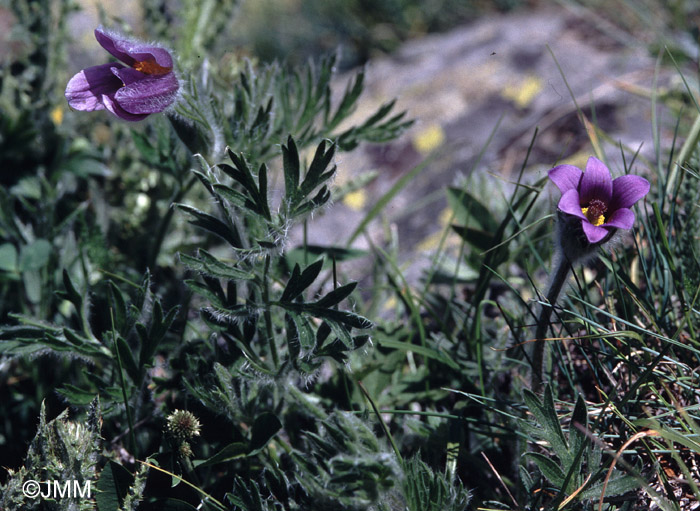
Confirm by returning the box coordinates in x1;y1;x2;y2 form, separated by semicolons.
531;254;571;389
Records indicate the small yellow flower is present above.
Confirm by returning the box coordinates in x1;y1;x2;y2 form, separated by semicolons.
412;123;445;154
502;75;543;108
50;105;64;126
343;190;367;211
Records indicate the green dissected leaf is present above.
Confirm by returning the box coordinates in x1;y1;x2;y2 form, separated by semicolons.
212;183;249;210
569;394;588;468
0;324;57;355
139;300;179;370
185;279;226;308
1;316;109;359
179;252;207;272
0;340;46;355
524;452;565;488
193;442;250;468
325;69;364;131
523;386;569;462
285;312;301;361
314;282;357;308
520;466;535;493
264;468;291;511
298;139;336;198
216;150;271;220
108;281;128;334
335;100;412;150
450;225;498;253
199;249;255;280
221;151;260;197
447;186;498;231
175;203;241;248
56;384;98;405
257;162;269;216
228;477;265;511
304;306;373;330
402;456;471;511
191;169;217;196
56;328;109;358
202;305;255;326
579;473;640;501
95;461;133;511
280;259;324;303
115;335;139;383
282;135;301;204
291;185;332;217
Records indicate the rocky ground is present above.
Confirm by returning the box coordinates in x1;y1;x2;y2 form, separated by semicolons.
303;4;676;282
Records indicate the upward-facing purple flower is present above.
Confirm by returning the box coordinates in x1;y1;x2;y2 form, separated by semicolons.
65;27;179;121
549;156;650;244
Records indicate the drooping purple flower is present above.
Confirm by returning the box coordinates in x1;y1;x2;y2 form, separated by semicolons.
549;156;650;244
65;27;179;121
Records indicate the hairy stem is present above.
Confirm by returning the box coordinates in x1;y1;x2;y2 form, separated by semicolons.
531;254;571;389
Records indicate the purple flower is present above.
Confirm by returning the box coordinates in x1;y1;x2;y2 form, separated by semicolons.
549;156;650;244
65;27;179;121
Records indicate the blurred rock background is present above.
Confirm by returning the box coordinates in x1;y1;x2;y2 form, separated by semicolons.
4;0;695;269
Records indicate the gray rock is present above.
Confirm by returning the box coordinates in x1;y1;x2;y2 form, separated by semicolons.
304;6;672;280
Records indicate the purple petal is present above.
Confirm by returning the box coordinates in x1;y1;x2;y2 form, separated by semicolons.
558;189;587;219
548;164;582;193
581;222;609;244
114;72;179;115
579;156;613;205
603;208;635;230
65;62;125;112
102;95;150;121
95;27;173;69
95;28;137;66
609;175;650;210
112;66;150;86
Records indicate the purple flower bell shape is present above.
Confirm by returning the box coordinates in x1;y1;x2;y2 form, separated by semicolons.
65;27;179;121
549;156;650;246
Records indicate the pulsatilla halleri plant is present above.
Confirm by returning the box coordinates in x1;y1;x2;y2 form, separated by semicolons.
65;27;179;121
531;156;649;388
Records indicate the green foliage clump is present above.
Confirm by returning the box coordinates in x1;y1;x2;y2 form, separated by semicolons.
6;0;700;510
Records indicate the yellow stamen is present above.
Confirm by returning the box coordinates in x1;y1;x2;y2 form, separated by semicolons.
133;60;171;75
581;207;605;226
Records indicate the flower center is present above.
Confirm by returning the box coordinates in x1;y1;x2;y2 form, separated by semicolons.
132;60;171;75
581;199;607;227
